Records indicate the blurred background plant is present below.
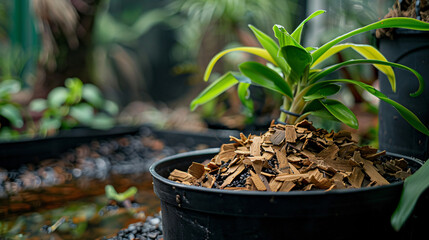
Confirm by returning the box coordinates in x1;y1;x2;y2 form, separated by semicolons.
29;78;118;136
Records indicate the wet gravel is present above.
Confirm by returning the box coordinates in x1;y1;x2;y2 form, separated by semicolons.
104;213;163;240
0;127;209;197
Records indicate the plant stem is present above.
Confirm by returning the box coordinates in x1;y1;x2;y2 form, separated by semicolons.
279;96;289;123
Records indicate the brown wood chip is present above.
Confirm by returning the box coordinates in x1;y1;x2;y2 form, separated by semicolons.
168;120;411;192
269;179;283;192
188;162;206;179
348;167;365;188
275;173;308;181
271;129;285;145
251;159;263;175
250;136;262;156
353;152;389;186
279;181;295;192
275;148;289;172
250;170;267;191
285;125;297;143
201;174;215;188
168;169;195;183
215;149;236;165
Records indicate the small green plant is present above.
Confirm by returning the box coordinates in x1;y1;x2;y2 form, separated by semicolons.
105;185;137;202
0;79;24;139
191;10;429;231
30;78;118;136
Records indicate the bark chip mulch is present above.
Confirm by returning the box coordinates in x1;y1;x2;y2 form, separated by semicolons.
169;120;411;192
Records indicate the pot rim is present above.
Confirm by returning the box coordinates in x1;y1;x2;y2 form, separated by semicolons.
150;148;424;197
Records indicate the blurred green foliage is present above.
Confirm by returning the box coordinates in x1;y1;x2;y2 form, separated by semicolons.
30;78;119;136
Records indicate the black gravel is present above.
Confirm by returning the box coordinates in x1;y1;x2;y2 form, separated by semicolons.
104;213;163;240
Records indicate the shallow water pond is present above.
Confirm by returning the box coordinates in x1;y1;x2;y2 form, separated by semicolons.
1;172;160;239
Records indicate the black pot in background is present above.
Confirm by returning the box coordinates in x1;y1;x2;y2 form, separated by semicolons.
0;126;141;169
377;29;429;161
0;126;236;169
150;148;425;240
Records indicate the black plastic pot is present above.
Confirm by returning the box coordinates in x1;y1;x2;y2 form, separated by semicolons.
150;148;424;240
377;29;429;160
0;126;141;169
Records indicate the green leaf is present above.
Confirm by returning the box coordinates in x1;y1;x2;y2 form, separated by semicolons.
204;47;275;81
306;79;429;136
40;117;62;133
281;45;312;80
304;84;341;101
65;78;83;104
291;10;326;43
248;25;290;75
82;84;104;108
69;103;94;125
47;87;68;108
273;24;298;47
309;59;424;97
238;61;293;99
312;17;429;63
103;100;119;116
0;104;23;128
91;114;115;129
190;72;239;111
0;79;21;98
381;97;429;136
29;99;48;112
311;43;396;92
237;82;254;116
302;100;339;121
105;185;137;202
319;99;358;129
391;160;429;231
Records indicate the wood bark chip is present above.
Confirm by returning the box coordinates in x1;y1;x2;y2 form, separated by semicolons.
250;170;267;191
250;136;262;156
352;151;390;186
279;181;296;192
251;159;263;175
188;162;206;179
168;169;196;184
271;129;285;145
348;167;365;188
168;120;411;191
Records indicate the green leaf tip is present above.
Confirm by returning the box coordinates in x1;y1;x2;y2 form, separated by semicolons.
391;160;429;231
105;185;138;202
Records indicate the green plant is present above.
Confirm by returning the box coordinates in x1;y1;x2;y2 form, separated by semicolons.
0;79;24;139
191;10;429;135
29;78;119;136
105;185;137;202
190;10;429;231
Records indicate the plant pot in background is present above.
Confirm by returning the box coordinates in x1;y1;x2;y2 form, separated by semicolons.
378;29;429;160
150;148;424;240
0;126;236;169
